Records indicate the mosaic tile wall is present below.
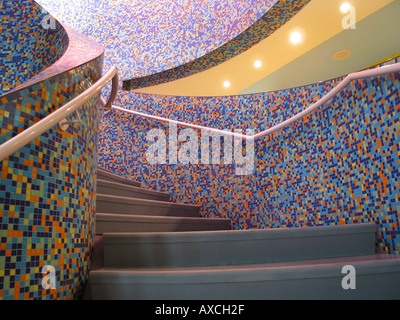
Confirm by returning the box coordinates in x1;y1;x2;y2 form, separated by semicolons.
36;0;278;81
11;25;105;94
0;6;104;299
0;0;69;96
36;0;311;89
99;58;400;255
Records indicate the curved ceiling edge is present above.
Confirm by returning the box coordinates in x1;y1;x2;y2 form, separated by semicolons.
123;0;311;91
1;24;104;101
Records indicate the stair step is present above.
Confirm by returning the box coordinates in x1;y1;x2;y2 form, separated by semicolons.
97;179;170;201
97;169;141;187
89;253;400;300
96;194;201;217
95;213;231;234
102;223;376;268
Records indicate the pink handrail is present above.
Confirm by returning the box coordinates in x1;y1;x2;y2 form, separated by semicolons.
254;62;400;140
111;62;400;141
0;67;119;162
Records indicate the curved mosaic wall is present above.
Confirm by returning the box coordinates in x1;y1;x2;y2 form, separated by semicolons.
36;0;276;79
99;57;400;255
36;0;311;89
0;0;69;96
0;14;104;299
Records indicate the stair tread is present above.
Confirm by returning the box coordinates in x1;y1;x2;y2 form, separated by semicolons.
89;253;400;299
101;223;376;243
96;212;230;222
97;179;170;198
97;194;200;209
100;223;376;268
96;212;230;220
90;253;400;279
96;213;231;234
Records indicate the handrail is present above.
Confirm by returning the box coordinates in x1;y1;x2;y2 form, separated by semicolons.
0;66;119;162
101;69;120;110
112;106;251;139
111;62;400;141
254;62;400;140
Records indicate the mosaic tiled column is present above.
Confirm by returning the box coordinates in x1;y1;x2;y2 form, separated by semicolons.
0;0;68;96
0;2;104;299
0;59;104;300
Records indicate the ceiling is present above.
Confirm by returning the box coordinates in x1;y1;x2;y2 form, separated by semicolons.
36;0;277;82
133;0;399;97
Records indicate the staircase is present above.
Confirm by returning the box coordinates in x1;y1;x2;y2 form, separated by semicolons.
86;167;400;300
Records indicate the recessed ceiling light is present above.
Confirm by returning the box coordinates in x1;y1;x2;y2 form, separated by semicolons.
254;60;262;68
290;30;303;44
223;81;231;88
340;2;352;13
333;49;352;60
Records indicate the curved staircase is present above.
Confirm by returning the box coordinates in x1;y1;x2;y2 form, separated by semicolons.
85;168;400;300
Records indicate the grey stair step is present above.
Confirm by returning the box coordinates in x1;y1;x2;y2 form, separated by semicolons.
89;253;400;300
91;235;104;270
97;179;170;201
97;169;141;187
96;194;201;217
102;223;376;268
95;213;231;234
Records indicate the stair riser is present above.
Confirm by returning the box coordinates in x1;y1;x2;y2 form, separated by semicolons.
90;263;400;300
96;200;200;217
103;232;375;268
96;220;231;234
97;171;140;187
97;183;170;201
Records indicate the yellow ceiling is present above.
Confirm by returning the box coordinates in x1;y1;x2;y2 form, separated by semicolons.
133;0;394;97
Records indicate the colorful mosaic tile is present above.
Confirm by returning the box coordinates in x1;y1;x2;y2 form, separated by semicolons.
35;0;312;90
99;57;400;255
37;0;278;80
0;0;68;96
123;0;311;90
0;4;104;299
11;25;104;94
3;0;400;303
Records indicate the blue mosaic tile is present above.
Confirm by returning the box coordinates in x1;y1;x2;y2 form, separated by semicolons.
0;3;104;299
0;0;68;96
36;0;311;89
36;0;279;82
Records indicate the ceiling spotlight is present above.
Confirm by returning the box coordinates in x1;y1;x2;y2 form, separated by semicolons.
340;2;352;13
223;81;231;88
290;30;303;44
254;60;262;68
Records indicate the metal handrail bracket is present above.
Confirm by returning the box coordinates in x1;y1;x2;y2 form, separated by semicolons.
0;66;119;162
